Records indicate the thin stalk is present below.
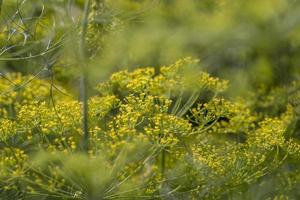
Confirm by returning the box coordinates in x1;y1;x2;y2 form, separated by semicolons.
79;0;91;152
171;90;183;115
161;148;165;175
176;90;199;117
0;0;2;15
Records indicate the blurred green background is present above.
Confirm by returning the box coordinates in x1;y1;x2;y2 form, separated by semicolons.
1;0;300;95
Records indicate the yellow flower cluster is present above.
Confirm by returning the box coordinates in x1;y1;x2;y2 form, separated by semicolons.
286;139;300;157
145;113;192;146
0;59;299;199
97;57;228;98
0;119;17;141
197;71;229;92
190;98;256;136
0;148;28;179
248;106;294;150
18;101;81;137
192;143;227;175
89;95;120;121
0;73;51;107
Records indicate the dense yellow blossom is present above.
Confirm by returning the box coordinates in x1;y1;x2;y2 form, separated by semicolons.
0;119;17;141
0;59;299;199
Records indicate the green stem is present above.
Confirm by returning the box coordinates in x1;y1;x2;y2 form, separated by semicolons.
79;0;91;152
176;91;199;117
0;0;2;15
161;148;165;175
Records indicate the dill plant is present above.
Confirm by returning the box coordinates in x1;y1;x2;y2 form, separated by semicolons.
1;0;300;200
0;58;299;199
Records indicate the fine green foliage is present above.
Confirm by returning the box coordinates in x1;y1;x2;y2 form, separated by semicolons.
0;58;299;199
